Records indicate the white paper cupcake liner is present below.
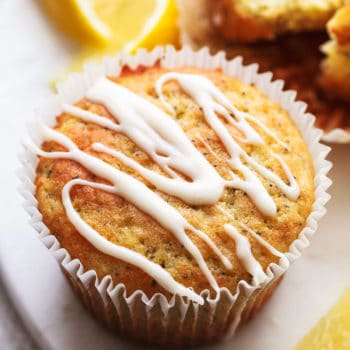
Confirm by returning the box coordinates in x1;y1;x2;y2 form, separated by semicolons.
18;45;332;346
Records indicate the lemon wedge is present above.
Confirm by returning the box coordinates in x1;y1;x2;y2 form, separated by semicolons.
39;0;111;45
40;0;179;48
294;287;350;350
91;0;180;52
40;0;179;85
72;0;179;64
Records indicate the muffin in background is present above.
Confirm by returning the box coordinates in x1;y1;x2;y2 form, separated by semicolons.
178;0;350;141
207;0;344;43
319;3;350;101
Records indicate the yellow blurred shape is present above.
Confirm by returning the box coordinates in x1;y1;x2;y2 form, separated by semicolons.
39;0;179;86
294;287;350;350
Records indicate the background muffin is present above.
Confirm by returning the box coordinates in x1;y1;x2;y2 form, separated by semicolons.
207;0;344;43
319;3;350;101
178;0;350;141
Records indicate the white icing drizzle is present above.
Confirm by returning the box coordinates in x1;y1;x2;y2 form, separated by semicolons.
217;204;284;256
196;133;221;161
216;204;283;284
239;224;285;259
243;113;290;150
156;73;300;216
32;125;235;304
215;204;236;221
223;224;266;286
64;78;225;206
63;178;204;303
33;71;301;303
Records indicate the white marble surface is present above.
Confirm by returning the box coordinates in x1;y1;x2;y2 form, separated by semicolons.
0;1;349;350
0;279;37;350
0;1;72;349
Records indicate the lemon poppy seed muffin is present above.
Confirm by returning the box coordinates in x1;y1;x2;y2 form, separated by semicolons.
33;63;317;344
208;0;344;43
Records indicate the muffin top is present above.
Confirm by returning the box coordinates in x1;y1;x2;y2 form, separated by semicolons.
35;65;314;304
208;0;343;43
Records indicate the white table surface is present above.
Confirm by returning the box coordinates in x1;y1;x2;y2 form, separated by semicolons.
0;1;72;349
0;1;349;350
0;280;37;350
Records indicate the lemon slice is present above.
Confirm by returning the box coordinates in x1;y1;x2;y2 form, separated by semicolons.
73;0;179;62
40;0;179;86
40;0;179;48
39;0;111;45
293;287;350;350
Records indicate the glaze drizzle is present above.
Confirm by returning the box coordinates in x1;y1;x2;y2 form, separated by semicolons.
156;73;300;216
32;71;300;304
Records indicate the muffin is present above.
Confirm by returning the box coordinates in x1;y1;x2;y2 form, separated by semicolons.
178;1;350;142
22;47;331;346
319;3;350;102
208;0;344;43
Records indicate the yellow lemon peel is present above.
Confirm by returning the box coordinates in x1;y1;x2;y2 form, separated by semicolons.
40;0;179;88
294;287;350;350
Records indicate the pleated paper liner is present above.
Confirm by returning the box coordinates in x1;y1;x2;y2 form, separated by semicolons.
19;46;332;346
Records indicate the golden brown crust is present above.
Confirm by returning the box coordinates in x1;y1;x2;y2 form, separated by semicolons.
208;0;343;43
35;66;314;300
210;0;275;43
